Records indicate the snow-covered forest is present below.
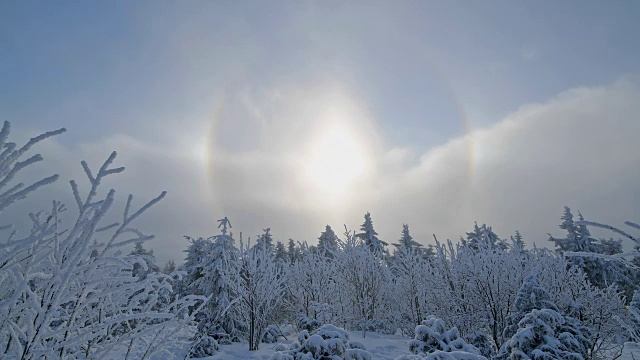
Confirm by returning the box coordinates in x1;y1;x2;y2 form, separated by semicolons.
3;122;640;360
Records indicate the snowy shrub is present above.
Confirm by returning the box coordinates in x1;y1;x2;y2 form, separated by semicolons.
195;319;232;345
354;318;396;335
345;348;372;360
188;335;219;358
425;351;487;360
298;316;322;332
335;233;393;335
274;343;289;351
270;324;371;360
347;341;366;350
462;332;496;358
496;309;587;360
395;351;487;360
502;272;562;340
230;238;287;350
408;316;484;359
0;123;208;359
263;324;286;343
496;275;592;360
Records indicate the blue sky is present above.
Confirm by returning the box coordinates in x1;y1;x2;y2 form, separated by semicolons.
2;1;640;262
4;1;638;146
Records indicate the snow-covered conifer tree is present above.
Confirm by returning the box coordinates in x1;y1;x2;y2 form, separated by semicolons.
181;236;214;296
496;274;591;360
204;218;241;340
162;260;176;274
287;238;302;264
394;224;422;250
549;207;636;297
462;222;508;251
356;212;388;258
318;225;340;258
275;241;288;262
502;272;562;340
510;230;525;250
256;228;275;255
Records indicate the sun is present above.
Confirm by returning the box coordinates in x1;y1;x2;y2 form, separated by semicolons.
304;123;369;198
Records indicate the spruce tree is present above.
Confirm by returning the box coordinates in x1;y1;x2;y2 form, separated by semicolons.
318;225;339;258
497;273;591;360
357;212;388;257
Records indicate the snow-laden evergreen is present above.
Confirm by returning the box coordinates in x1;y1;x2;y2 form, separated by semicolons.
496;275;591;360
462;222;508;251
502;272;561;340
549;207;637;298
182;218;242;346
356;212;388;258
318;225;340;258
407;315;486;359
270;324;372;360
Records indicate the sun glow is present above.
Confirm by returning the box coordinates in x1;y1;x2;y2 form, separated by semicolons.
304;123;369;197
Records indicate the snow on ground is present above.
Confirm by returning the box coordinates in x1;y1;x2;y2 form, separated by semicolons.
622;342;640;360
348;332;413;359
201;330;412;360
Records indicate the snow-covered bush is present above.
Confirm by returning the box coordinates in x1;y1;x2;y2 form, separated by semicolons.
502;272;562;340
408;316;484;359
496;309;587;360
496;275;591;360
395;351;487;359
270;324;372;360
391;242;431;337
298;316;322;332
231;237;287;350
0;122;207;358
262;324;286;343
462;332;496;358
188;335;219;358
335;230;393;335
287;248;339;325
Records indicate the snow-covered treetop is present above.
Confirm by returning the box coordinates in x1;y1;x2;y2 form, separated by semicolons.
318;224;339;257
357;212;388;256
217;216;232;235
463;222;508;251
394;223;423;250
549;206;599;253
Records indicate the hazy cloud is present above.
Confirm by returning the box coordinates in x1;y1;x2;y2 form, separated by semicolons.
10;77;640;263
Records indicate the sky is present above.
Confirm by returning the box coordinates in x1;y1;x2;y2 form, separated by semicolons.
2;1;640;263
